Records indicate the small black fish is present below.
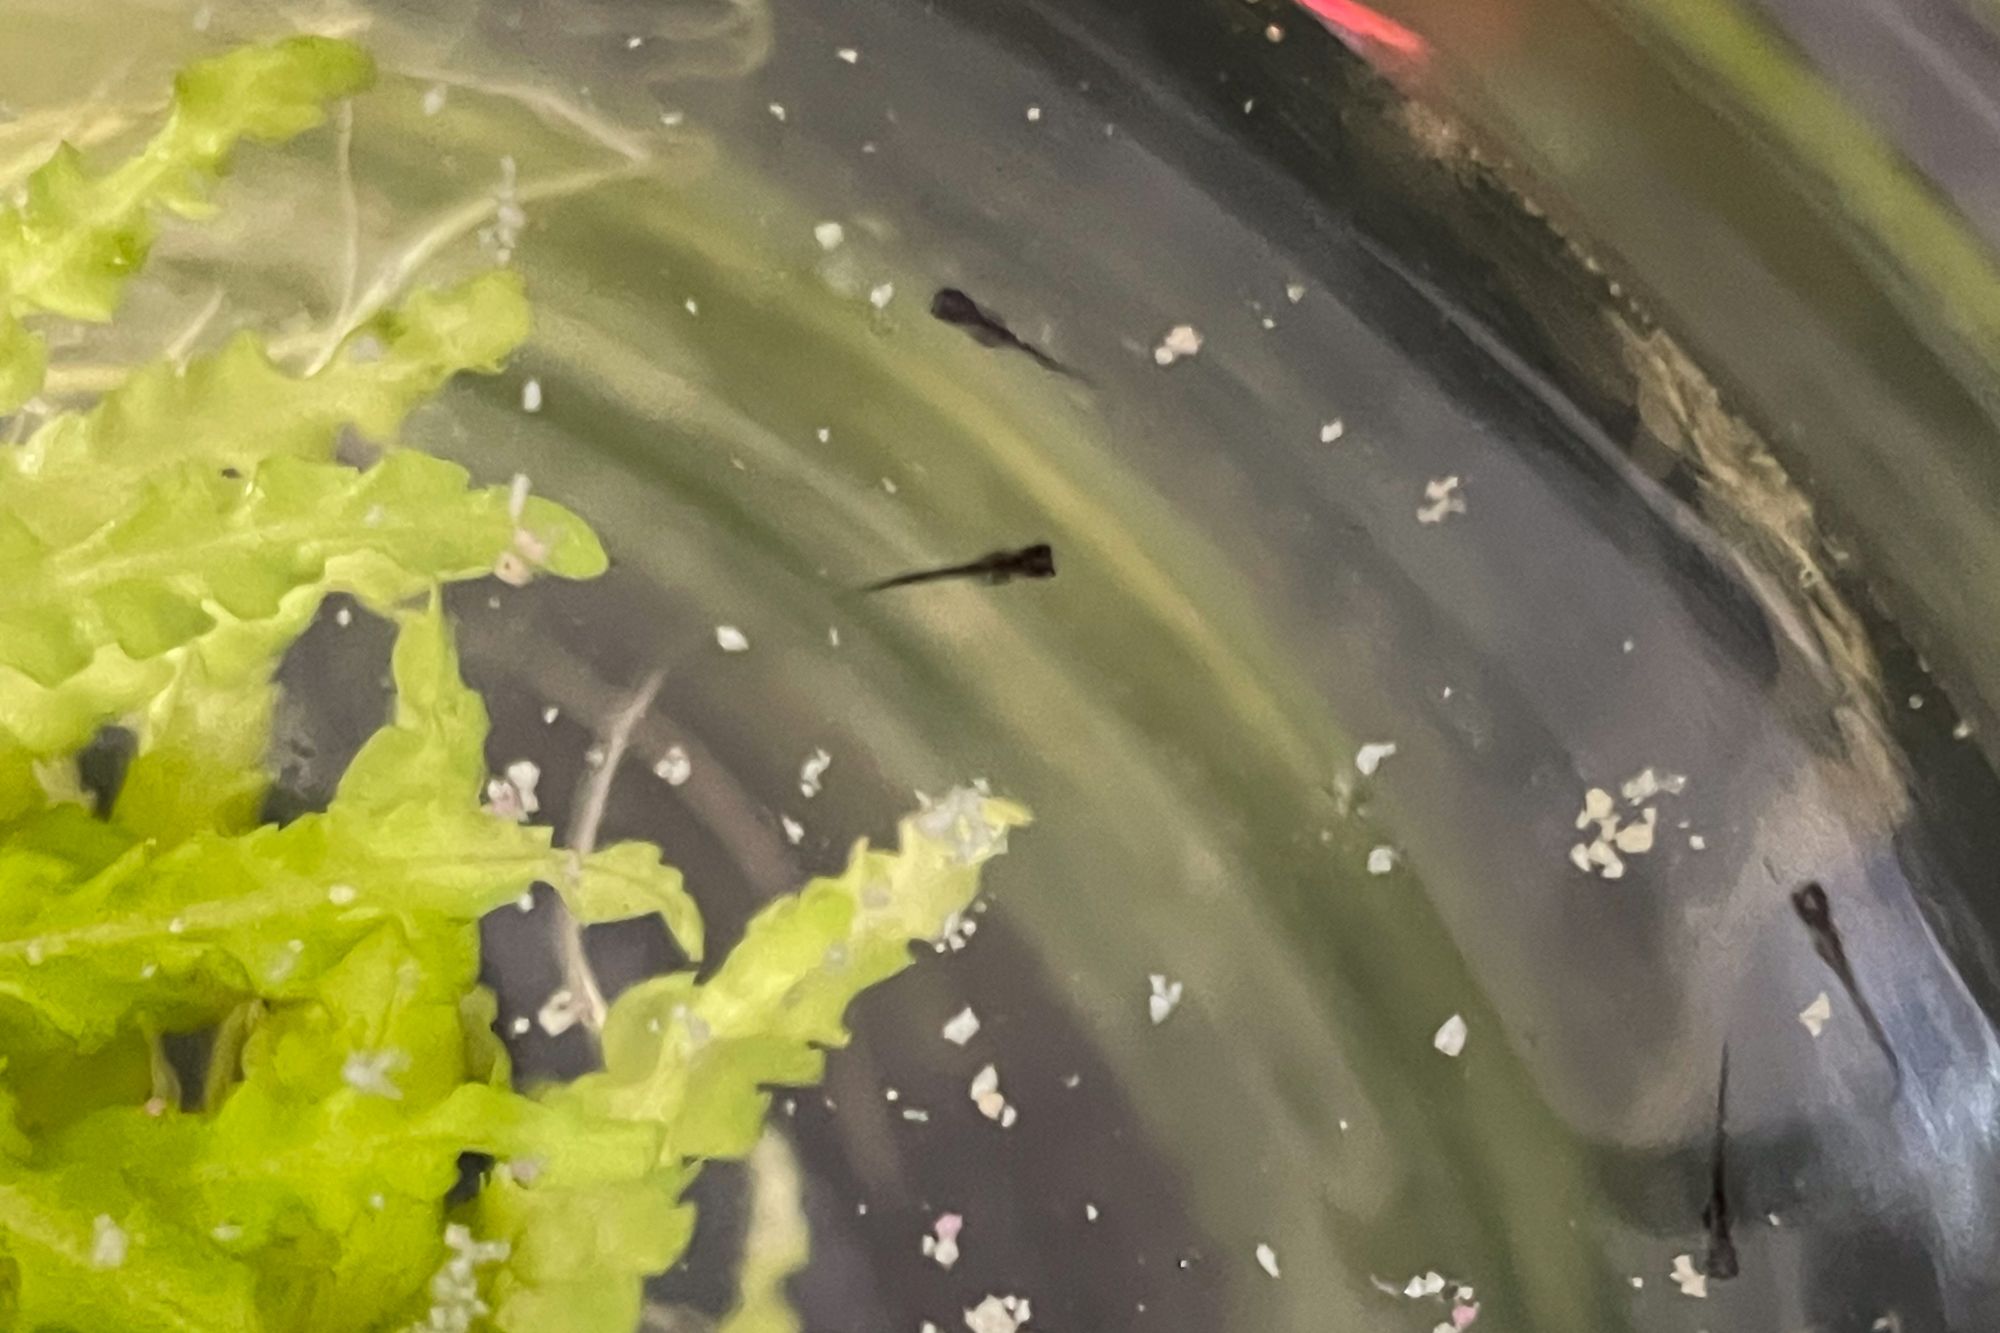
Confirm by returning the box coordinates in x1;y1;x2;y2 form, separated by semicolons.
1792;882;1903;1091
930;288;1079;379
1701;1046;1739;1281
863;543;1056;593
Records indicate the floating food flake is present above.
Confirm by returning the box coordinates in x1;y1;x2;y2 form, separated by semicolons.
969;1065;1017;1127
1320;419;1345;443
1356;741;1398;776
800;748;832;798
653;745;692;786
1800;991;1832;1038
942;1007;982;1046
964;1294;1031;1333
1433;1013;1467;1057
1256;1243;1281;1278
1669;1253;1708;1299
715;625;750;652
1153;324;1203;366
923;1212;963;1270
1417;476;1466;524
1148;973;1184;1025
1367;846;1397;876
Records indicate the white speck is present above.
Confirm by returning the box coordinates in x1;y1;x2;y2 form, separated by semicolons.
514;890;535;913
816;426;832;443
964;1294;1031;1333
140;962;157;979
1356;741;1398;776
684;297;700;316
782;815;805;845
90;1215;128;1269
1265;22;1286;40
1629;1276;1644;1289
1669;1253;1708;1299
1367;846;1397;876
923;1213;963;1270
716;625;750;652
1689;833;1707;851
509;1016;531;1036
507;473;533;524
653;745;692;785
507;759;541;812
1256;1243;1281;1278
882;476;900;494
815;221;846;251
342;1049;409;1099
1567;844;1592;872
1953;719;1973;740
969;1064;1016;1126
800;749;832;797
1285;282;1307;303
942;1007;982;1046
1026;105;1043;122
1085;1203;1100;1221
335;605;353;627
768;103;787;121
420;85;448;117
1418;475;1467;524
168;917;186;935
1578;788;1615;827
537;989;584;1036
541;705;560;725
660;110;686;127
327;883;357;906
212;1223;243;1243
1433;1013;1468;1057
626;34;643;48
1147;973;1184;1025
1320;420;1345;443
1799;991;1832;1038
870;282;896;310
828;626;842;647
1153;324;1203;366
837;46;860;63
1620;768;1687;804
520;378;542;413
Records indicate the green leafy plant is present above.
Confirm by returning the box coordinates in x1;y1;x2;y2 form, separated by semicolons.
0;36;1026;1332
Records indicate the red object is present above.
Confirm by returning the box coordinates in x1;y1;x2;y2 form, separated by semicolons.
1293;0;1430;60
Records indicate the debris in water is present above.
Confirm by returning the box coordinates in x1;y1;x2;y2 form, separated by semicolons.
1669;1253;1708;1299
654;745;692;786
342;1048;409;1099
1256;1243;1281;1278
1286;282;1307;303
1320;420;1346;443
537;989;585;1036
1356;741;1398;776
969;1065;1017;1127
1417;476;1466;524
1148;974;1184;1025
942;1007;982;1046
90;1214;128;1269
782;816;805;845
870;282;896;309
715;625;750;652
1025;106;1043;122
1433;1013;1467;1057
923;1213;964;1270
1085;1203;1100;1221
964;1294;1031;1333
421;84;447;116
1799;990;1832;1038
800;748;832;798
1153;324;1203;366
836;46;859;63
1367;846;1397;875
520;378;542;413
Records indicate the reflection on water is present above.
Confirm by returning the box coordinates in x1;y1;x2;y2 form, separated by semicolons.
12;1;2000;1330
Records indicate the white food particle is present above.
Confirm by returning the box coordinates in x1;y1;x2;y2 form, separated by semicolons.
1620;768;1686;804
815;221;846;251
90;1214;127;1269
1669;1253;1708;1298
212;1223;243;1243
1320;420;1345;444
422;84;447;116
520;378;542;413
716;625;750;652
800;748;832;797
1689;833;1707;850
654;745;692;786
837;46;859;63
1085;1203;1099;1221
342;1048;409;1099
1612;807;1657;854
409;1224;512;1331
1417;475;1467;524
1147;973;1184;1025
782;816;805;845
327;883;357;906
335;605;353;627
684;297;700;316
969;1064;1016;1126
506;760;541;812
1265;21;1286;40
768;102;787;121
870;282;896;309
1026;105;1043;122
510;1016;531;1036
168;917;186;935
1285;282;1307;303
537;988;585;1036
1153;324;1203;366
542;705;560;725
1433;1013;1468;1057
1256;1243;1281;1278
1800;991;1832;1038
923;1212;964;1270
1355;741;1398;776
660;110;686;126
1367;846;1397;876
964;1294;1031;1333
942;1007;982;1046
